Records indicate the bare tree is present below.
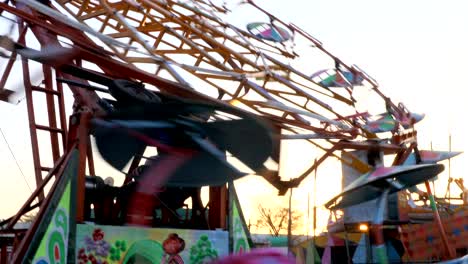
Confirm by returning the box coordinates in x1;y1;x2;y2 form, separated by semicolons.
19;212;37;223
255;204;302;237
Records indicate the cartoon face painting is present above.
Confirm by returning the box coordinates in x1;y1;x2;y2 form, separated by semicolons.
161;233;185;264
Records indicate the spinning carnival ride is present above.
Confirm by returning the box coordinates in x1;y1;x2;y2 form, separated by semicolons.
0;0;465;263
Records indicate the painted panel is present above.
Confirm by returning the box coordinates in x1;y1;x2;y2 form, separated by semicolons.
231;196;250;253
32;181;72;264
400;210;468;261
25;150;78;264
229;184;253;253
76;224;229;264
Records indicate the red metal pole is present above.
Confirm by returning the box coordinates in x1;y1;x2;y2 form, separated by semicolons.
42;65;61;162
20;43;45;202
86;135;95;176
208;186;228;229
55;72;68;147
76;113;91;222
0;243;7;264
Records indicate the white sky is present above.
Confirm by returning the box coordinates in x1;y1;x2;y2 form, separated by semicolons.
1;0;468;235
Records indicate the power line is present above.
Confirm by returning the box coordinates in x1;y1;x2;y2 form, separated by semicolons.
0;127;33;192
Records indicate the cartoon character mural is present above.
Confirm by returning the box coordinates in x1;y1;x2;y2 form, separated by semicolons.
77;228;113;264
189;235;219;264
162;233;185;264
75;225;228;264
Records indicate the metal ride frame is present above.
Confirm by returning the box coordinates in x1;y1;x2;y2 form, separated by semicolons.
0;0;455;262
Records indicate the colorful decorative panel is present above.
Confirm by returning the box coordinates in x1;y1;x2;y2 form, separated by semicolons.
75;224;229;264
400;209;468;261
229;184;253;253
32;181;73;264
23;150;78;264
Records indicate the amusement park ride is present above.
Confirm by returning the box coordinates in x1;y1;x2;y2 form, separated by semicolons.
0;0;466;263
